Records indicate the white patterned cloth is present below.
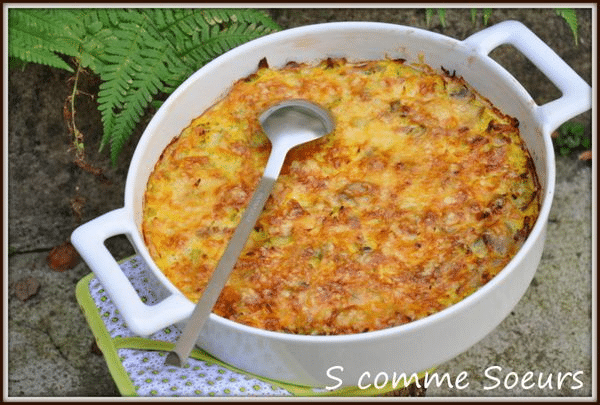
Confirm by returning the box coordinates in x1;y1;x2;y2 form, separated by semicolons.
78;255;302;397
118;348;288;397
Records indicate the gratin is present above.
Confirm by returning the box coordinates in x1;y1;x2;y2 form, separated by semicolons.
142;57;540;335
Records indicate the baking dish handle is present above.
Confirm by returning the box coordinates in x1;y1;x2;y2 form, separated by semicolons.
71;208;192;337
463;20;592;133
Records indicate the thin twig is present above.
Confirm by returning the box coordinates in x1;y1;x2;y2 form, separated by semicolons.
64;62;111;184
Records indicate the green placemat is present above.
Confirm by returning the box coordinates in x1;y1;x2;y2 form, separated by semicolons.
76;255;429;397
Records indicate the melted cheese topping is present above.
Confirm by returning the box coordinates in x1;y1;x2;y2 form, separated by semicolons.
142;58;540;335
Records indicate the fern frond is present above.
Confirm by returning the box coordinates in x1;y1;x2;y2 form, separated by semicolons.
9;7;280;165
425;9;435;27
154;8;279;77
555;8;579;45
94;19;173;158
425;8;446;28
437;9;447;27
107;86;151;163
106;64;169;161
470;8;493;26
482;8;493;25
8;8;82;72
9;30;73;71
200;8;280;31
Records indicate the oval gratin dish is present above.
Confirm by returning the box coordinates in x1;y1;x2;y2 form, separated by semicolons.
72;21;591;388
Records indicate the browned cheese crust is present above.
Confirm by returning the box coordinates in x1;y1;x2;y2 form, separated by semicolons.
142;58;540;335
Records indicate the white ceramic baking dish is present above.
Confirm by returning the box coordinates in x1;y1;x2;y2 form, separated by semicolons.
71;21;591;388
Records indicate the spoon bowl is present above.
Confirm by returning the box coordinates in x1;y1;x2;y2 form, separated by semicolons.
260;99;335;153
259;100;335;179
165;100;334;368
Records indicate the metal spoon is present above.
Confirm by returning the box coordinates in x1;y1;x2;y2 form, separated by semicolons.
165;99;335;367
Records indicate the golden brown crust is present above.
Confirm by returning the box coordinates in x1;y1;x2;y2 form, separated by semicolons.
142;58;540;335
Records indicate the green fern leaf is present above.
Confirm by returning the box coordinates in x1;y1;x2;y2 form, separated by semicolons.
10;7;280;165
470;8;477;24
159;9;279;73
145;8;280;89
437;9;447;27
555;8;579;45
9;30;73;71
483;9;493;24
68;9;118;71
8;9;82;72
425;9;435;27
85;9;171;159
108;88;149;163
469;8;493;26
425;8;446;28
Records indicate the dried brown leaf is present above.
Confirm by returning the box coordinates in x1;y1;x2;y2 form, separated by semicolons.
47;241;80;272
578;150;592;161
14;276;40;302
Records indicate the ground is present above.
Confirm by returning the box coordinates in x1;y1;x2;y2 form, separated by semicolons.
6;7;594;398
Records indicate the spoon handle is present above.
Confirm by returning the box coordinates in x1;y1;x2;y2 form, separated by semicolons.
165;174;277;367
